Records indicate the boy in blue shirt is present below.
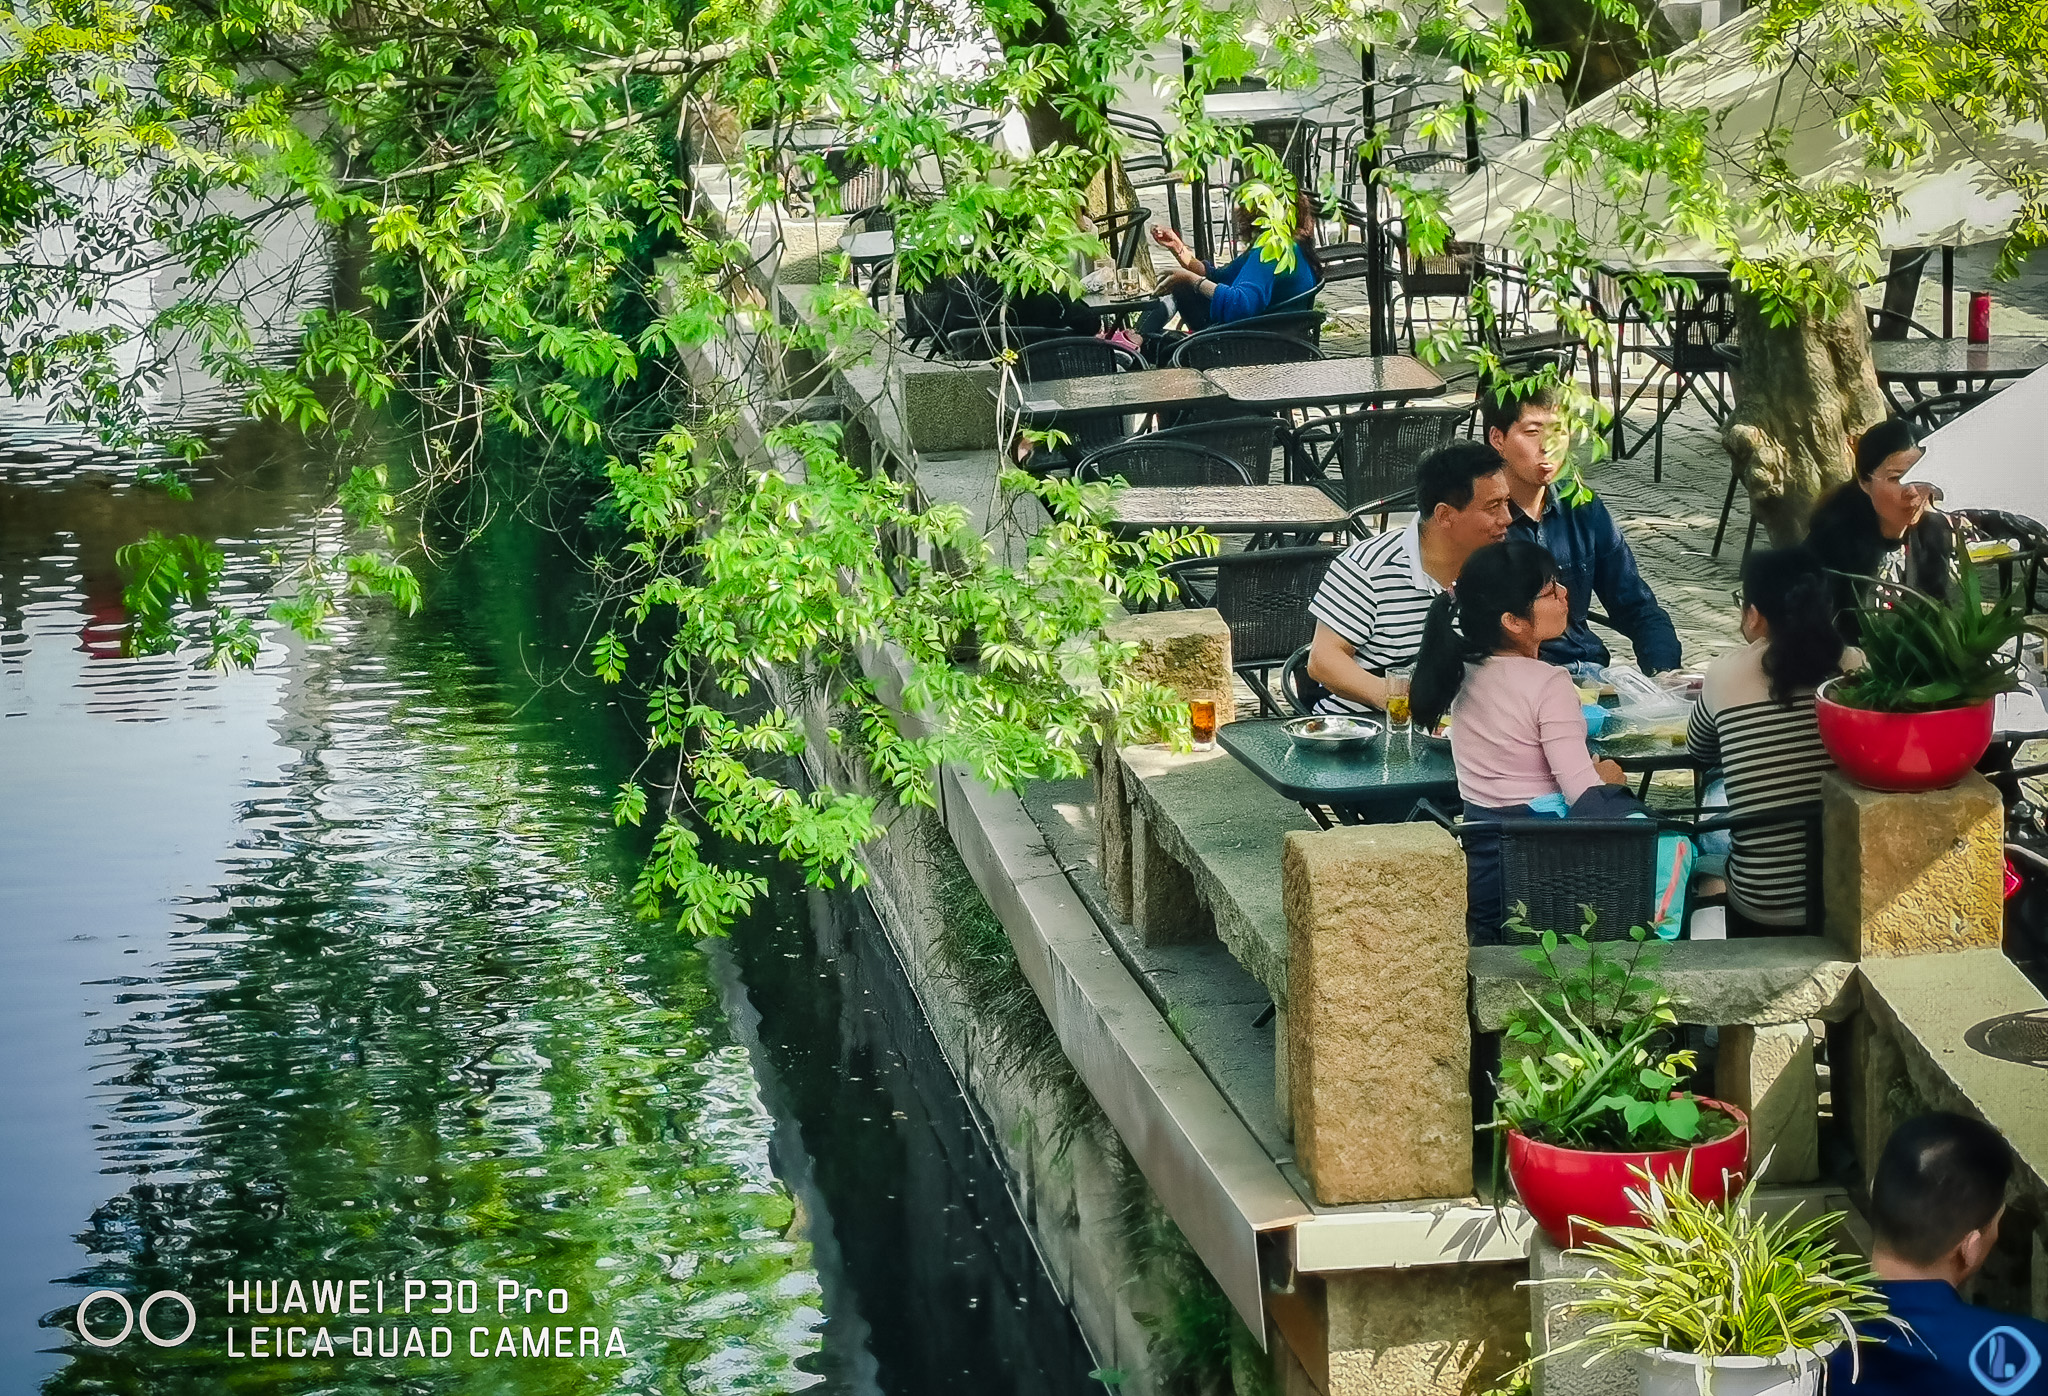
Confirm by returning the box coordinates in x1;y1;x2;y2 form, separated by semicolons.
1832;1113;2048;1394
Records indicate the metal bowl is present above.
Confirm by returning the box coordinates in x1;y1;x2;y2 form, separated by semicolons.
1281;715;1381;750
1416;721;1452;747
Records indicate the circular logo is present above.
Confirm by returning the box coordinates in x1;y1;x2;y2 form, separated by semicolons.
74;1290;196;1348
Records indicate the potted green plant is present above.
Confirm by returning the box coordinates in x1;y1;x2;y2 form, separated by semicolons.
1816;558;2028;792
1491;908;1748;1248
1533;1163;1894;1395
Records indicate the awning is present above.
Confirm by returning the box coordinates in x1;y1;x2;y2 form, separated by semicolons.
1436;8;2044;264
1913;365;2048;525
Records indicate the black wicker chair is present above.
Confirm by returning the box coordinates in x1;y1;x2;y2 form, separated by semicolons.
1096;206;1152;270
1149;415;1283;484
943;322;1067;361
1231;309;1327;344
1900;390;1995;432
1162;547;1342;715
1076;439;1252;487
1107;110;1183;234
1287;404;1468;517
1622;279;1739;482
1170;329;1323;371
1416;805;1660;944
1866;305;1941;341
1281;643;1333;716
1020;336;1139;381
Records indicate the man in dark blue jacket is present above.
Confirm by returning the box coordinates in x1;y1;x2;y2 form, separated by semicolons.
1489;387;1681;674
1831;1112;2048;1394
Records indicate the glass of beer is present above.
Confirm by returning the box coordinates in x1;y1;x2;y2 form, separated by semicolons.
1189;698;1218;750
1384;667;1413;733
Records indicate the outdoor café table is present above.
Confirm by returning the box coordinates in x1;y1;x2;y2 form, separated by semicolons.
1216;718;1698;827
998;367;1226;428
1201;356;1446;414
1870;337;2048;406
1104;485;1352;539
1201;89;1324;125
1084;288;1160;327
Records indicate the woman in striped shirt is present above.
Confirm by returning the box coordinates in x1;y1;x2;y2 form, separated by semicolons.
1687;546;1847;935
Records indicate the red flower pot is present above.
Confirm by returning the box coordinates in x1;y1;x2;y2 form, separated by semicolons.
1814;680;1994;793
1506;1100;1749;1248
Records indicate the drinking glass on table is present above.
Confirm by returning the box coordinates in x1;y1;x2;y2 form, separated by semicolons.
1189;698;1218;751
1384;666;1413;733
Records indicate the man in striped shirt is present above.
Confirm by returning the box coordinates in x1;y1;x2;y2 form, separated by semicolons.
1306;442;1513;715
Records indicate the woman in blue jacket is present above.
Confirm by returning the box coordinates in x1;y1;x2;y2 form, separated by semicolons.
1143;194;1320;337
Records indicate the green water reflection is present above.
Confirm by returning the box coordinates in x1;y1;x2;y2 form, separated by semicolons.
39;518;823;1393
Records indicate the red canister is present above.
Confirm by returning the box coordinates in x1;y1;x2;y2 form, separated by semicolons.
1970;290;1992;343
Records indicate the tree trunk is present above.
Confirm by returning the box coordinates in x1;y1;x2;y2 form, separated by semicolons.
1521;0;1681;105
997;4;1085;154
1722;269;1889;546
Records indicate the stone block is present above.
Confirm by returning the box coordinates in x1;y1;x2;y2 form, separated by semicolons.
1105;608;1234;740
1716;1023;1820;1184
888;359;1001;452
1527;1234;1633;1396
1285;823;1471;1204
1131;805;1214;946
1095;741;1133;923
1118;742;1313;1001
761;219;848;286
1326;1264;1528;1396
1822;771;2002;960
1470;938;1857;1031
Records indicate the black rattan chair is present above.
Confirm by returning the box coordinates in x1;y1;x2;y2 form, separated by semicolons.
1096;207;1152;270
1020;336;1139;381
1232;309;1327;344
1170;329;1323;371
943;322;1067;361
1900;390;1995;432
1075;439;1251;487
1281;643;1332;716
1287;404;1467;517
1431;811;1659;945
1150;415;1282;484
1162;547;1342;714
1107;110;1183;234
1622;279;1738;482
1394;232;1479;351
1866;305;1941;341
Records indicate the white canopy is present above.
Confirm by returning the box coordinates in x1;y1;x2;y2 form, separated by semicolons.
1912;364;2048;524
1437;8;2045;263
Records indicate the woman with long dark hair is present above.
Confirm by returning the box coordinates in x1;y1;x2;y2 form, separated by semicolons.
1686;546;1846;936
1412;539;1629;940
1805;415;1955;640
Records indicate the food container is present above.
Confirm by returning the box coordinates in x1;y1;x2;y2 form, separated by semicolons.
1281;715;1381;750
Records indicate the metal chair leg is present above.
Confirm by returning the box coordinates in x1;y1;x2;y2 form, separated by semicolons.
1712;462;1740;558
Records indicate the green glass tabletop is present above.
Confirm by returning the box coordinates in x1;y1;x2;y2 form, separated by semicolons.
1216;719;1458;805
1217;719;1697;812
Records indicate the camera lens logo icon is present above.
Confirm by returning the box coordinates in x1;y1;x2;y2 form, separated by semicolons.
76;1291;197;1348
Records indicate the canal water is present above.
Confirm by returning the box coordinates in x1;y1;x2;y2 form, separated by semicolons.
0;417;1098;1391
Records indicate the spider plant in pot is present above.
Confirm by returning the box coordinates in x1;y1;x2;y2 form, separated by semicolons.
1815;558;2027;792
1490;907;1748;1248
1532;1161;1894;1396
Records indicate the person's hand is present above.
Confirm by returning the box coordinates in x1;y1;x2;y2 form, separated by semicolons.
1159;266;1198;290
1595;758;1627;786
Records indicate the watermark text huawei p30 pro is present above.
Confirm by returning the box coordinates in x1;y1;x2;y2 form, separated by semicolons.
74;1276;632;1361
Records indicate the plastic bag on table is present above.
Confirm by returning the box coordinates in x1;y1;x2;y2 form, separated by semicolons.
1594;664;1693;753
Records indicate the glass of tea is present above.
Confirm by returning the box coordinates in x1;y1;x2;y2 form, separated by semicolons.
1384;667;1413;733
1189;698;1218;750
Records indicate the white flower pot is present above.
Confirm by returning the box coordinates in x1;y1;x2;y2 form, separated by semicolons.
1628;1345;1832;1396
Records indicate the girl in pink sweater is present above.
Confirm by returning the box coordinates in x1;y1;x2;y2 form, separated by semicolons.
1412;540;1630;940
